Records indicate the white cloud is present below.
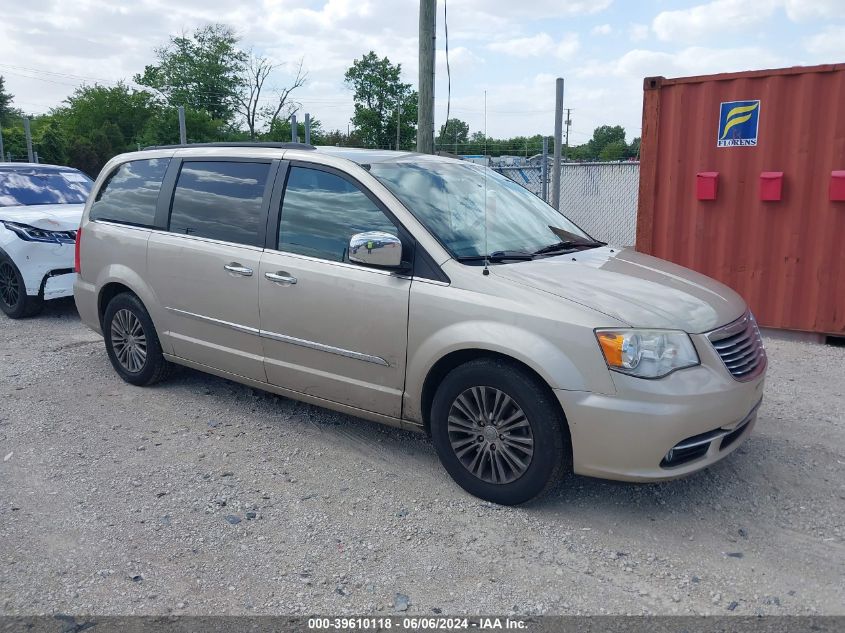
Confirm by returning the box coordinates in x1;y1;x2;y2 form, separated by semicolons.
487;32;580;60
652;0;845;43
578;45;783;80
804;26;845;57
652;0;778;43
784;0;845;21
591;24;612;36
452;0;612;20
436;46;484;73
628;23;650;42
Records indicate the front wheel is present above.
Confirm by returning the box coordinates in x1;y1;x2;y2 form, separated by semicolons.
0;254;43;319
430;359;570;505
103;293;172;386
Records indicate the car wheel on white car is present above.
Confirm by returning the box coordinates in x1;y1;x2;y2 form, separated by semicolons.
0;252;43;318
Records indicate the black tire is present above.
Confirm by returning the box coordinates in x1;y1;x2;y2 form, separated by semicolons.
430;358;570;505
0;252;43;319
103;292;172;386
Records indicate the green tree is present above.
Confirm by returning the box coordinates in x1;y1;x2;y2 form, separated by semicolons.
135;24;247;123
139;106;226;146
67;139;101;177
54;83;160;150
0;126;25;160
0;75;17;126
628;136;641;159
320;128;364;147
344;52;417;149
599;139;627;161
35;119;68;165
436;118;470;153
263;115;324;143
587;124;626;158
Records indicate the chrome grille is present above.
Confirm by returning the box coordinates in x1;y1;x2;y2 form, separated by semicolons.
708;312;766;381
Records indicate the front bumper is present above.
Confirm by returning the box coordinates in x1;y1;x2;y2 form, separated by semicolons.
2;238;75;299
556;349;766;481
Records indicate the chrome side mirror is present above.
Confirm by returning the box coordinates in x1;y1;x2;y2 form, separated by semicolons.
348;231;404;269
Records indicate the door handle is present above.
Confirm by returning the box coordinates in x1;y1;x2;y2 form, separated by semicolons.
224;263;253;277
265;271;298;285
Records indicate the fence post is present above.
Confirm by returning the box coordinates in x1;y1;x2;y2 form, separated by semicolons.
291;114;297;143
0;128;4;163
34;151;39;164
541;137;548;202
178;106;187;145
304;113;311;145
23;117;34;163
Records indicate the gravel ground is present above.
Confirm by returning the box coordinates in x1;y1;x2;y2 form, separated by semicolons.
1;299;843;616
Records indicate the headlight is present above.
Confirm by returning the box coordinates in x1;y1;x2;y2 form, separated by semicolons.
595;329;699;378
1;221;76;244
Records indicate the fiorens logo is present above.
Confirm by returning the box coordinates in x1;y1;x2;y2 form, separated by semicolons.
717;100;760;147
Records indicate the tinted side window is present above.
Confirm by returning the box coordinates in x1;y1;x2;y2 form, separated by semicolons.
168;161;270;247
279;167;397;262
89;158;170;226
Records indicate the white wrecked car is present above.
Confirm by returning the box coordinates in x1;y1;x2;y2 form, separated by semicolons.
0;163;92;318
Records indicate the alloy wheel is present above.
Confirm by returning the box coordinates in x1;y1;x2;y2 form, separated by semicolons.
110;309;148;373
447;386;535;484
0;262;20;308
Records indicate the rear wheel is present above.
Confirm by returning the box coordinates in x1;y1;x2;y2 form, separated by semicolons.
103;292;172;386
0;254;43;319
430;358;570;505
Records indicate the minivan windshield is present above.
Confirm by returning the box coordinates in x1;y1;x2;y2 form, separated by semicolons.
0;169;93;207
369;160;593;260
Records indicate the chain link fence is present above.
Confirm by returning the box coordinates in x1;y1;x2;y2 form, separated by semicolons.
492;166;546;199
558;162;639;247
493;162;640;247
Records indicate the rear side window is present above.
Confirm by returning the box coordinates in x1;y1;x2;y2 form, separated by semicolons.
168;161;270;247
89;158;170;226
278;166;398;262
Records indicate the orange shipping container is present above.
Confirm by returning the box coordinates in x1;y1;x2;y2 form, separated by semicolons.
636;64;845;336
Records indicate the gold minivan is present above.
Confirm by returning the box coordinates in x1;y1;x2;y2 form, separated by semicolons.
74;143;767;505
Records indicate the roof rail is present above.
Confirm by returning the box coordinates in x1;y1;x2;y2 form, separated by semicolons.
142;142;317;150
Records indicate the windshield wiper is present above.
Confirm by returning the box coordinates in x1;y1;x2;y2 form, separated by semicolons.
455;250;534;263
532;238;605;257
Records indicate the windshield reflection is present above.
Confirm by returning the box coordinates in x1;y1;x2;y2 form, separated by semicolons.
369;161;590;259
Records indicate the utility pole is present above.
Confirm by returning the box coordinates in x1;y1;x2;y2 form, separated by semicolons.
551;78;564;210
416;0;436;154
23;117;34;163
304;113;311;145
564;108;572;158
178;106;187;145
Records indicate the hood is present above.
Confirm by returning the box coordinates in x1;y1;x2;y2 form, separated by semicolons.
492;246;746;333
0;204;84;232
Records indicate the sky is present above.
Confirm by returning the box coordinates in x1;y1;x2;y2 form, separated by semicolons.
1;0;844;146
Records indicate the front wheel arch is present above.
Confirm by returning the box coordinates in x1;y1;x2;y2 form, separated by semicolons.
420;349;570;442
